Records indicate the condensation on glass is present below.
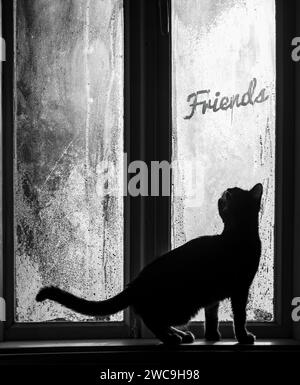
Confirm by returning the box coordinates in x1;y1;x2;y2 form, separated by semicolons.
15;0;124;322
172;0;275;321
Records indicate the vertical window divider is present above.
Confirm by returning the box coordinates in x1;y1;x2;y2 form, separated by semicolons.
136;0;171;338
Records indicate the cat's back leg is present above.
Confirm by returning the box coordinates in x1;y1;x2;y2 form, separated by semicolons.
171;327;195;343
204;301;221;341
141;317;183;345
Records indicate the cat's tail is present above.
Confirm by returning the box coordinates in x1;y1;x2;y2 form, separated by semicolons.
36;286;132;316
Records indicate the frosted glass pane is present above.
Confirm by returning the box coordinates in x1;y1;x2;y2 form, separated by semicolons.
172;0;275;321
15;0;124;322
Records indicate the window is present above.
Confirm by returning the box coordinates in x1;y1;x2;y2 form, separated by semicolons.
14;0;124;322
15;0;124;323
4;0;132;340
3;0;294;340
171;0;275;322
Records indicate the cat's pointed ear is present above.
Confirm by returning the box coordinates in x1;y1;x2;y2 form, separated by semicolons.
250;183;263;202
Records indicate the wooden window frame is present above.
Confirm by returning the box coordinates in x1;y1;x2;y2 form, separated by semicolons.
2;0;295;341
141;0;296;340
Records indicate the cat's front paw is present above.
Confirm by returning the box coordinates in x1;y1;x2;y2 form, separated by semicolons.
236;332;255;344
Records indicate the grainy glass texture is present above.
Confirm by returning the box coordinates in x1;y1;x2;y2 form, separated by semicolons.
172;0;275;321
15;0;124;322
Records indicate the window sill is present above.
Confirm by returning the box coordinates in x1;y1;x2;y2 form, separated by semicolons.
0;338;299;354
0;339;299;383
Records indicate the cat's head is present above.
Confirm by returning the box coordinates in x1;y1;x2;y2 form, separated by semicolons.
218;183;263;226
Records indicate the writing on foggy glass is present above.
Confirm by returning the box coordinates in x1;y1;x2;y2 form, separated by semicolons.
184;77;269;120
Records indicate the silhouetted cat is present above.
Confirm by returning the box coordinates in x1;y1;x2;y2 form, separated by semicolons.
36;183;263;345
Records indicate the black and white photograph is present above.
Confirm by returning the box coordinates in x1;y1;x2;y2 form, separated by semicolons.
0;0;300;383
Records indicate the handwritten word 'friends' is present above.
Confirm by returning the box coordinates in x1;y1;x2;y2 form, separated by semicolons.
184;78;269;120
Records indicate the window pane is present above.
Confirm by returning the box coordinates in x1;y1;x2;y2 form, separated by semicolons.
172;0;275;321
15;0;124;322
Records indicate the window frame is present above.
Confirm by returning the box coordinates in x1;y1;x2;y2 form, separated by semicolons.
142;0;295;339
2;0;295;341
2;0;142;341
